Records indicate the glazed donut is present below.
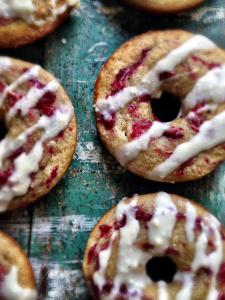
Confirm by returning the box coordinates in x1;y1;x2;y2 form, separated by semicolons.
122;0;204;14
0;56;77;212
83;192;225;300
94;30;225;183
0;0;80;48
0;230;36;300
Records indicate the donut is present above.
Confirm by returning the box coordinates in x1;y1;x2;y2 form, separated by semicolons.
83;192;225;300
0;56;77;212
94;30;225;183
122;0;204;14
0;230;36;299
0;0;80;48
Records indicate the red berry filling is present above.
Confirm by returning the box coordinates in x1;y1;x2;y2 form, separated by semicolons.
192;55;221;70
99;225;112;238
0;168;13;186
188;113;203;132
135;206;152;222
87;243;98;264
110;48;151;95
7;91;23;107
128;103;139;118
176;159;193;176
36;91;56;116
131;119;152;139
97;113;116;130
0;81;5;93
218;294;225;300
45;166;58;188
176;212;186;221
0;265;6;282
8;147;24;160
114;214;127;230
137;94;151;103
218;263;225;285
102;282;114;295
194;217;203;233
163;127;184;139
165;247;179;256
29;78;46;89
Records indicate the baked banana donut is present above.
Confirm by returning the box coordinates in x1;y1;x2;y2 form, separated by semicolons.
95;30;225;183
83;192;225;300
0;230;36;300
0;0;80;48
0;56;77;212
122;0;204;14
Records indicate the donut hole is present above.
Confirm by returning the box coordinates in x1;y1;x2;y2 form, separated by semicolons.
0;118;7;141
151;92;181;122
146;256;177;283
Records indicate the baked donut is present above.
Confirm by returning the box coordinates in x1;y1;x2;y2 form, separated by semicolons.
83;192;225;300
0;56;77;212
94;30;225;183
122;0;204;14
0;0;80;48
0;230;36;299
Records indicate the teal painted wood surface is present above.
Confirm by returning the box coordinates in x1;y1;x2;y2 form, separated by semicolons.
0;0;225;299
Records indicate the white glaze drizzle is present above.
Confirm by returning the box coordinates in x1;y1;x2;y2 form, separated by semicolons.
93;231;117;290
0;266;37;300
92;193;225;300
157;281;169;300
0;58;73;211
149;109;225;179
183;65;225;111
7;80;59;121
0;0;80;26
175;272;194;300
95;35;215;120
185;202;197;243
192;215;223;300
116;122;170;166
95;35;225;178
147;192;177;249
0;65;40;106
0;108;72;212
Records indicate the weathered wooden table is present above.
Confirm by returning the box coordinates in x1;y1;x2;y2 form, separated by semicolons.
0;0;224;299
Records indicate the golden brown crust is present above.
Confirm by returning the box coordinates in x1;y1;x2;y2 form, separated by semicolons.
83;193;225;299
94;30;225;183
0;5;73;48
0;230;36;290
122;0;204;14
0;57;77;211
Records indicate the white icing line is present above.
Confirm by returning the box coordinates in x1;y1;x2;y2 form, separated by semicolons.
175;272;194;300
115;122;170;166
7;80;59;121
185;203;197;243
0;66;40;107
148;192;177;248
192;216;223;300
149;110;225;179
183;65;225;111
91;193;225;300
0;266;37;300
95;35;215;119
0;0;80;26
93;231;117;290
157;281;169;300
0;108;72;212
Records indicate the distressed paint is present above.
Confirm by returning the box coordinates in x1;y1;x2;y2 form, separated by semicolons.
0;0;224;299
